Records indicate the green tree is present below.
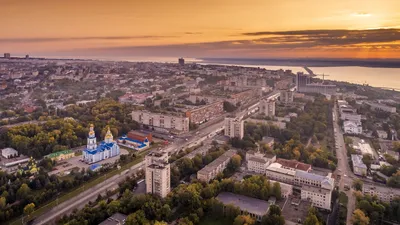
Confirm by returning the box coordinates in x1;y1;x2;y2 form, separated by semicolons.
352;179;363;191
261;205;285;225
351;209;370;225
24;203;35;219
0;197;6;208
17;183;31;199
106;200;120;216
272;182;282;199
233;215;255;225
126;210;150;225
362;154;373;171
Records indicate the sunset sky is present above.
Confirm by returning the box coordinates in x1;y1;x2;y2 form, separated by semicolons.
1;0;400;59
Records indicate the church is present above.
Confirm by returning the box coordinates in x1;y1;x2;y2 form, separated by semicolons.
82;125;120;164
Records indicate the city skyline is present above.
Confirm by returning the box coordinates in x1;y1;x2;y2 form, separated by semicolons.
1;0;400;59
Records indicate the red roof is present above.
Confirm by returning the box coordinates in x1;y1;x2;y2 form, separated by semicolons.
276;158;312;172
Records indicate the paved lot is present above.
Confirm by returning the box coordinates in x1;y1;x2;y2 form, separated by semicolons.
49;148;129;176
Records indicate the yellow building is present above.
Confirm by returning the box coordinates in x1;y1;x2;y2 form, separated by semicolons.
45;150;75;161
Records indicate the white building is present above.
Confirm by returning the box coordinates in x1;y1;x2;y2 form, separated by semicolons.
82;126;120;164
351;154;367;176
224;117;244;139
1;148;18;159
246;151;276;174
376;130;388;139
341;113;361;124
131;110;189;133
197;150;237;182
343;121;362;135
260;99;276;117
145;152;171;198
265;160;334;210
363;184;400;203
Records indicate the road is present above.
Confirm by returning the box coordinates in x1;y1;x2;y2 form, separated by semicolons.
332;104;356;225
32;116;225;225
32;161;145;225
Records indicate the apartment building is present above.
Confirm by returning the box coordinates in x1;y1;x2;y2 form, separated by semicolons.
224;117;244;139
259;99;276;117
301;185;332;210
280;90;294;103
246;151;276;174
145;152;171;198
185;101;224;124
363;183;400;202
351;154;367;176
197;150;237;182
132;110;189;133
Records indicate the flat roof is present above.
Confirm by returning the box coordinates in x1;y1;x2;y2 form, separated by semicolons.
217;192;270;216
99;213;127;225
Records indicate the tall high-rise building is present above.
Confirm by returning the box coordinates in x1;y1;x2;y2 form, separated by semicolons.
145;152;171;198
178;58;185;66
296;72;336;95
4;53;10;59
260;99;276;117
224;117;244;139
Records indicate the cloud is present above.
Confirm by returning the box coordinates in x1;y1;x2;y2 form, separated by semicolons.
0;35;176;43
184;32;203;35
351;12;371;17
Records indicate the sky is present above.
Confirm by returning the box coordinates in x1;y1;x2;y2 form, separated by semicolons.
1;0;400;59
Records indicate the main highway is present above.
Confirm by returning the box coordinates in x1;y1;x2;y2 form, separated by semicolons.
332;103;356;224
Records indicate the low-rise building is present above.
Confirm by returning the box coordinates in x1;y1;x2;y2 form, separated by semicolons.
216;192;271;222
351;154;367;176
197;150;237;182
365;102;396;113
1;148;18;159
44;150;75;161
276;158;312;172
376;130;388;139
260;136;275;148
145;152;170;198
246;151;276;174
99;213;127;225
343;121;362;135
363;183;400;203
265;159;334;210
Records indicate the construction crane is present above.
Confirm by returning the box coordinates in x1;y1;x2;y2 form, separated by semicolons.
314;73;330;82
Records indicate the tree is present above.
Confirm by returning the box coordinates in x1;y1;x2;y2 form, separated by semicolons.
261;205;285;225
352;179;363;191
272;182;282;199
227;155;242;172
17;183;31;199
0;197;6;208
351;209;370;225
154;221;168;225
362;154;373;171
106;200;120;216
24;203;35;219
233;215;255;225
225;204;241;220
178;217;194;225
126;210;150;225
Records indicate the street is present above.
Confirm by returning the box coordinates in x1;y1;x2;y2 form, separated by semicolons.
332;103;356;225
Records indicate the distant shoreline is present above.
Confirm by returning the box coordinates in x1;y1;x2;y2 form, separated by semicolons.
200;58;400;68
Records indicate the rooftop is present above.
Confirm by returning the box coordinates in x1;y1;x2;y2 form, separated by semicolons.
216;192;270;216
351;154;367;169
276;158;311;171
99;213;127;225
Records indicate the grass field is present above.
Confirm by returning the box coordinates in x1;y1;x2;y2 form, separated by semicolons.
8;154;146;225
